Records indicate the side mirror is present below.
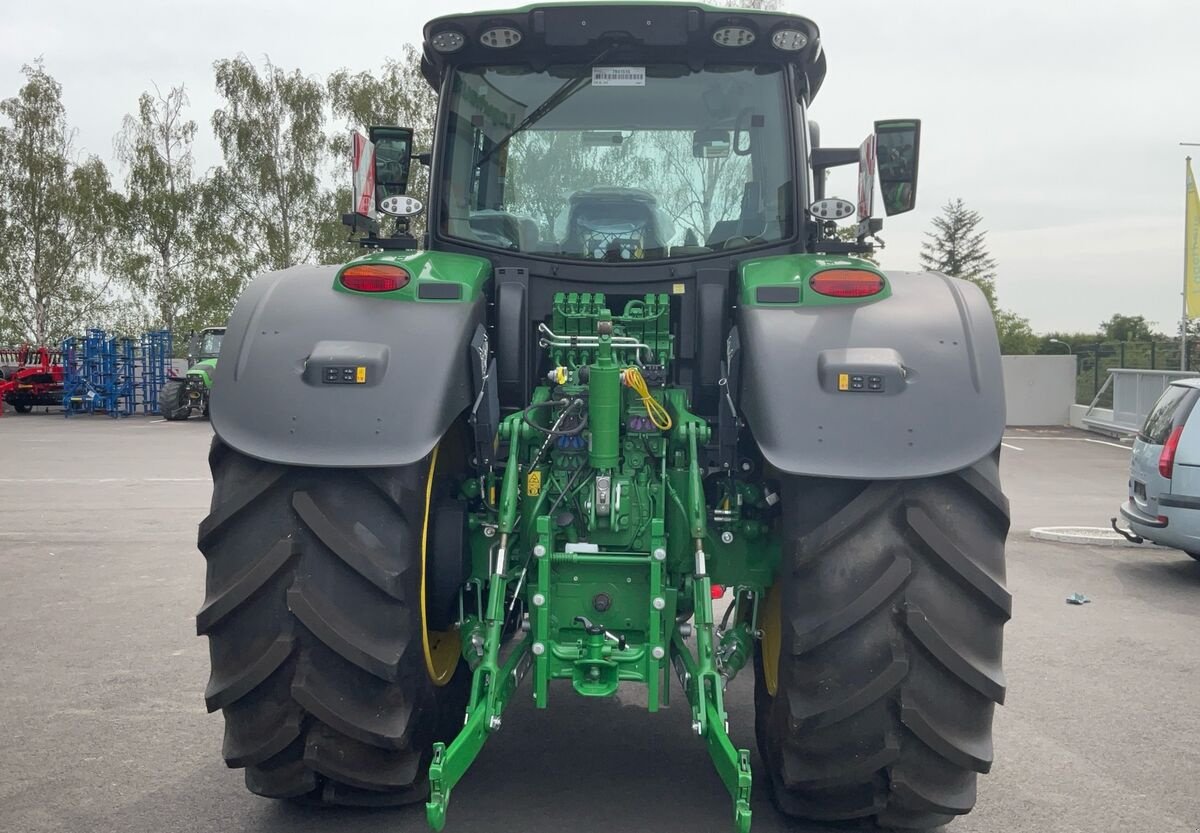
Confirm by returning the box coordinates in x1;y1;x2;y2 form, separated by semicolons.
692;129;731;159
873;119;920;215
369;125;415;210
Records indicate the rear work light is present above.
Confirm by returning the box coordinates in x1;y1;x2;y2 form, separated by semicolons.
809;269;885;298
712;25;755;47
1159;424;1185;478
339;264;410;293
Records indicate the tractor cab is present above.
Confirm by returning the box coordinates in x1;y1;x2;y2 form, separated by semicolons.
188;327;225;366
348;3;919;267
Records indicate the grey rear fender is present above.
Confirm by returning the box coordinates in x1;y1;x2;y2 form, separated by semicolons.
210;262;487;468
738;269;1005;479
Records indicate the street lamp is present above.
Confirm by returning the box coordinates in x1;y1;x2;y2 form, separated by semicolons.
1048;338;1072;354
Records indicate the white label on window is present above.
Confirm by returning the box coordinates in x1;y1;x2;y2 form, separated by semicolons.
592;67;645;87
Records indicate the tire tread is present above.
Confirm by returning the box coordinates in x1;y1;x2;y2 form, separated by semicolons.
198;438;457;806
758;455;1009;829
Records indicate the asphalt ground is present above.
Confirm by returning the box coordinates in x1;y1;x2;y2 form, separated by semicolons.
0;417;1197;833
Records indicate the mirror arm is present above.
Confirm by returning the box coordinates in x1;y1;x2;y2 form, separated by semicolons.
811;147;859;171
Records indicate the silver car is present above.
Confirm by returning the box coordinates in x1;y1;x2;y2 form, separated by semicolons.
1116;378;1200;560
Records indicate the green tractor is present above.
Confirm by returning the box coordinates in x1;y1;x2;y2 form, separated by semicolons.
160;327;224;420
198;5;1010;832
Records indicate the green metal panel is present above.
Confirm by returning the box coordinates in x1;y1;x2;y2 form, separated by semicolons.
739;253;891;307
186;359;217;388
333;249;492;302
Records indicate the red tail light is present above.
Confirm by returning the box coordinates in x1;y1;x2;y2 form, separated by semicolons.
809;269;885;298
1159;424;1184;478
339;264;410;292
710;584;725;599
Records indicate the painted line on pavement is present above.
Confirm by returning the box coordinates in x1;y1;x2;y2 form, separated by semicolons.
1084;438;1133;451
1004;435;1133;447
1000;442;1024;452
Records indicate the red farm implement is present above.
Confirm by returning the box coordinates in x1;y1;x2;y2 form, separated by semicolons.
0;345;65;415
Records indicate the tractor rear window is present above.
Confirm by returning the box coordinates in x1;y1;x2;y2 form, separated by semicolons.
438;63;795;262
1140;385;1199;445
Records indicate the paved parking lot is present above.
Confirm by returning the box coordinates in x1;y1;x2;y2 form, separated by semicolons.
0;417;1196;833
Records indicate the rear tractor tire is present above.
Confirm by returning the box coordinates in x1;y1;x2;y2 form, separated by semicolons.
197;437;469;806
159;380;191;421
755;453;1010;829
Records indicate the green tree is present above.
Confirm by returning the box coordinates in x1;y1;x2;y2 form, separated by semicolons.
325;44;437;256
1099;313;1159;342
919;198;998;308
833;225;880;265
994;309;1038;354
114;85;204;331
328;45;436;159
1037;330;1101;354
0;62;118;345
210;56;327;273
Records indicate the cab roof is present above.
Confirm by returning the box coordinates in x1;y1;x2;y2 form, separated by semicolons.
421;2;826;102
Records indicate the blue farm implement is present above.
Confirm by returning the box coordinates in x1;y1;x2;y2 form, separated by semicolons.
57;328;174;417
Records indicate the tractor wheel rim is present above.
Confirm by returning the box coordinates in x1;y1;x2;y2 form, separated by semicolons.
421;442;461;686
761;581;781;696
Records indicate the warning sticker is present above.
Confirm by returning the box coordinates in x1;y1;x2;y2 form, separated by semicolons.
527;470;542;497
592;67;645;87
355;366;367;384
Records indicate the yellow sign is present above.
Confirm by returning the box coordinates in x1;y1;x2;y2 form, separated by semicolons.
837;373;850;391
355;366;367;383
526;470;542;496
1186;159;1200;318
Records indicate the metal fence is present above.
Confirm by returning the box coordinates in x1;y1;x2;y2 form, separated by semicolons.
1073;341;1200;406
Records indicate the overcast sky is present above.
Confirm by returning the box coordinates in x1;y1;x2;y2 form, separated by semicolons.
3;0;1197;333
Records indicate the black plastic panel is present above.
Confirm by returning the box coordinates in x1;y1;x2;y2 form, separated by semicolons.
210;265;483;468
739;271;1006;479
418;283;464;300
755;285;801;304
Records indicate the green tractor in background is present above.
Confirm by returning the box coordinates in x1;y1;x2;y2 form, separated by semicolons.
197;5;1010;832
160;327;224;420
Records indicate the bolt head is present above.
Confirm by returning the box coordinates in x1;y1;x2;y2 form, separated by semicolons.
489;715;502;730
652;547;667;561
483;526;497;538
651;646;665;660
533;544;547;558
532;592;546;607
532;641;546;656
652;596;666;610
720;531;734;544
